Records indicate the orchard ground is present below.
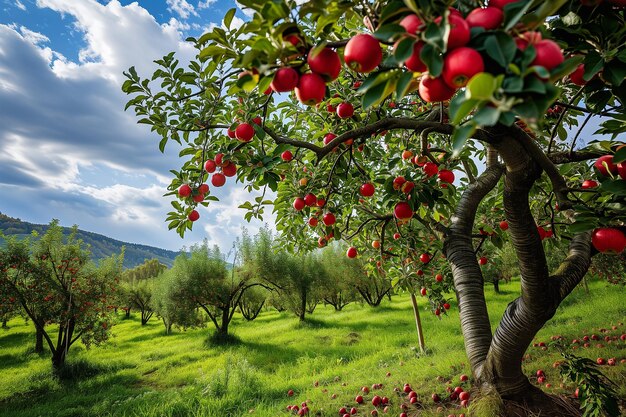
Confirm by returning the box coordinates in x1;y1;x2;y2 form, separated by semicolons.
0;278;624;417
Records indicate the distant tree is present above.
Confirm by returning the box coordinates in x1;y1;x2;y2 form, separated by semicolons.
0;276;21;329
237;285;268;321
245;227;324;321
167;241;256;339
121;259;167;325
317;244;359;311
0;221;123;370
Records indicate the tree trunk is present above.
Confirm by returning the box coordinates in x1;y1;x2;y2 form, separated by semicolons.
35;325;44;353
299;289;306;322
493;278;500;294
51;348;67;370
1;319;7;329
125;308;131;319
219;307;230;335
410;293;426;354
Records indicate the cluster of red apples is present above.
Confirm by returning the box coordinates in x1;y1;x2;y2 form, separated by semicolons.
585;154;626;254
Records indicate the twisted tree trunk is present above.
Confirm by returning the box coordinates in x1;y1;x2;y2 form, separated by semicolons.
444;128;593;415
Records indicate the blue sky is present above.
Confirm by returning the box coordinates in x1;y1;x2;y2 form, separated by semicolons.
0;0;267;252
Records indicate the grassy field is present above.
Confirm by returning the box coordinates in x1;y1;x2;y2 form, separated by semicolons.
0;278;624;417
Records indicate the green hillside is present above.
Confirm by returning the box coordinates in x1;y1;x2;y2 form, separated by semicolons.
0;212;180;269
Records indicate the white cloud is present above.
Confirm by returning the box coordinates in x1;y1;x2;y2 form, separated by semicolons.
18;26;49;45
0;0;278;252
14;0;26;11
166;0;198;19
197;0;217;10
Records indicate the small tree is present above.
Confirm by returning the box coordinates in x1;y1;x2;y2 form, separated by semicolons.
238;285;268;321
168;241;255;338
0;221;123;369
121;259;166;325
318;244;359;311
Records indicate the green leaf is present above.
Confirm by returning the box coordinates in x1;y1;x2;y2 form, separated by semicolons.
472;106;501;126
363;81;390;109
603;60;626;87
420;43;443;77
199;45;225;61
451;124;476;157
223;8;236;30
601;179;626;195
466;72;497;101
503;0;534;31
569;220;597;234
374;24;407;42
613;146;626;164
394;37;416;63
395;71;415;100
484;33;517;69
449;94;479;124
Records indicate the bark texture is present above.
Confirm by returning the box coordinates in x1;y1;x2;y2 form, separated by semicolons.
443;127;594;412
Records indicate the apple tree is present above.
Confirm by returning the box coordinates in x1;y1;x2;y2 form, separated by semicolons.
124;0;626;412
0;221;123;369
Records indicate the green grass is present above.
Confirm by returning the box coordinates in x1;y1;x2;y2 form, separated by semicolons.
0;278;624;417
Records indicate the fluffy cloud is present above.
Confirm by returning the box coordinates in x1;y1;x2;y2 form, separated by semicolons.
0;0;267;251
166;0;198;20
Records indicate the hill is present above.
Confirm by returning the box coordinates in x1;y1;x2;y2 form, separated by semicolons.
0;212;180;268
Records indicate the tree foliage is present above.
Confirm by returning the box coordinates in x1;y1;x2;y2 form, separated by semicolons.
124;0;625;411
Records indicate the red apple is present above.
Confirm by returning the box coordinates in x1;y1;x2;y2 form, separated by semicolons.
215;153;226;167
478;256;488;265
198;183;209;194
596;357;606;365
515;31;542;50
569;64;586;86
355;395;364;404
499;221;509;231
295;73;327;105
404;41;427;72
424;162;439;177
393;176;407;190
271;67;299;92
531;40;564;71
420;253;431;263
618;162;626;179
420;287;427;296
211;173;226;187
360;183;375;197
459;391;470;401
400;14;422;34
222;162;237;177
372;395;382;406
432;393;441;403
594;155;617;177
192;193;204;202
293;197;306;211
581;179;598;189
344;34;382;73
436;274;444;282
419;74;456;102
178;184;192;198
438;169;455;183
205;160;218;173
288;389;294;397
337;102;355;118
226;127;236;138
235;123;255;142
466;7;503;30
307;47;341;81
347;247;358;258
591;228;626;254
394;202;413;219
489;0;520;8
393;232;401;240
435;15;470;50
188;210;200;222
442;47;484;88
323;212;336;226
281;150;294;161
460;374;469;382
303;193;317;207
308;217;318;227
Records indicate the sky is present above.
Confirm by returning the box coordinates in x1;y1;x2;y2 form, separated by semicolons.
0;0;270;252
